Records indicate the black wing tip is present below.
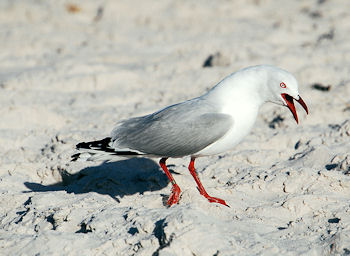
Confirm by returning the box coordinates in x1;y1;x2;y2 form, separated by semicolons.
71;153;80;161
76;137;112;150
75;137;143;157
112;151;140;156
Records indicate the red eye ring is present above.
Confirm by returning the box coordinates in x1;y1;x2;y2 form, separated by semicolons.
280;82;287;88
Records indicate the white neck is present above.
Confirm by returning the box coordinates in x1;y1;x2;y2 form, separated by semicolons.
203;68;270;114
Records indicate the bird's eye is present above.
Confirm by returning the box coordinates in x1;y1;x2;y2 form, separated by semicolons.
280;82;287;88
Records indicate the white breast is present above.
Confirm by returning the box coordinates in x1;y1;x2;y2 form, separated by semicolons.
194;100;259;157
192;68;266;157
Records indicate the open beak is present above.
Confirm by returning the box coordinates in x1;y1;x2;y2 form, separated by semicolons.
281;93;308;124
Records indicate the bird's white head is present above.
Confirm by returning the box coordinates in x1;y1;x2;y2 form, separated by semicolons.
263;65;309;124
206;65;308;123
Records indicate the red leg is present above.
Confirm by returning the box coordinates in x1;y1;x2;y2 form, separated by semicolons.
188;158;229;207
159;158;181;206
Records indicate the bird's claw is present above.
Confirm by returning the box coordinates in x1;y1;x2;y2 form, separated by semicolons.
167;184;181;206
198;188;229;207
206;196;230;207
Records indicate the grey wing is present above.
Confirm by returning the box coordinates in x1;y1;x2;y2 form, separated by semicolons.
110;100;233;157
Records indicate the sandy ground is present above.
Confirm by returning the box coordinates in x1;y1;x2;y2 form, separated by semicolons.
1;0;350;255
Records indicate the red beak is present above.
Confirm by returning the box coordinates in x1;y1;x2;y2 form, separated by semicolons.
281;93;308;124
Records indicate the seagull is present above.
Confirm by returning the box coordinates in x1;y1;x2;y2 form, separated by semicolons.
72;65;308;207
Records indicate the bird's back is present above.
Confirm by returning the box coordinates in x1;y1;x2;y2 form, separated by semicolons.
111;98;233;157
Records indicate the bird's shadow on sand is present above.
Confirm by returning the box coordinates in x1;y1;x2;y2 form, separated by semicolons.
24;158;171;203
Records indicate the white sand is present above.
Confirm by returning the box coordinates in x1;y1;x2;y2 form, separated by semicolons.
1;0;350;255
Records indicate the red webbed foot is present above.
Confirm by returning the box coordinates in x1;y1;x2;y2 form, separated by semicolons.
189;158;230;207
167;183;181;206
205;195;229;207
